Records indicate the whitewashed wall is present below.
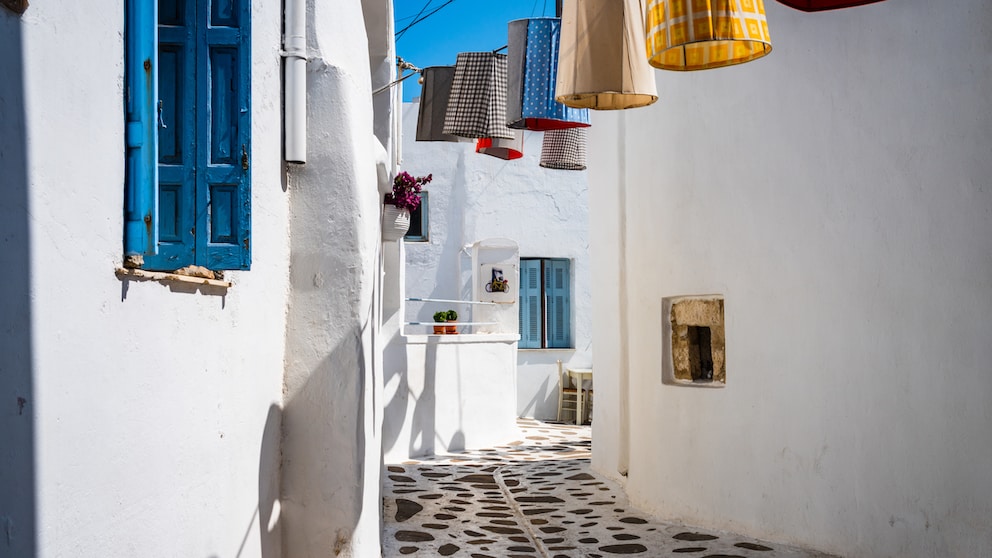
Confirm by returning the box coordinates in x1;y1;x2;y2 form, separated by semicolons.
398;103;592;420
1;2;287;557
0;1;391;557
590;1;992;557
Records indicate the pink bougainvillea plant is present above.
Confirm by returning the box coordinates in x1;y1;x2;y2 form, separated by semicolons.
385;171;432;212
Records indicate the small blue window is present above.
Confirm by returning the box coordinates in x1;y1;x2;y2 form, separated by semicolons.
519;258;572;349
124;0;251;271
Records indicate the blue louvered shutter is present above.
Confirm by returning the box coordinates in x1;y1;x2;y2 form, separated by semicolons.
146;0;195;270
519;259;542;348
145;0;250;271
545;259;572;348
123;0;158;258
200;0;251;269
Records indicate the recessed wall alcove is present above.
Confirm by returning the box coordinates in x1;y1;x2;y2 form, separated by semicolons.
661;295;726;387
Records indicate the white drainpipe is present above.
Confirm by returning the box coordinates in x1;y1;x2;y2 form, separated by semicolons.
283;0;307;164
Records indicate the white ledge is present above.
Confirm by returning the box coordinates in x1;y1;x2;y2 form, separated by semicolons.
404;333;520;345
115;267;232;288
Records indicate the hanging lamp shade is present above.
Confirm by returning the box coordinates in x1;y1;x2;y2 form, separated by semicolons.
507;18;591;131
476;131;525;161
540;128;587;171
776;0;884;11
416;66;464;142
443;52;515;140
646;0;772;71
555;0;658;110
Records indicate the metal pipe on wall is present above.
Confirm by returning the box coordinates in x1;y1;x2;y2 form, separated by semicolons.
283;0;306;163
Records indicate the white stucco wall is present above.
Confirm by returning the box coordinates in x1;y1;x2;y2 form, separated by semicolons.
590;1;992;557
1;1;393;557
2;2;287;557
397;102;592;421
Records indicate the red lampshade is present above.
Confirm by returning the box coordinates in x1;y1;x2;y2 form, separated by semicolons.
777;0;884;11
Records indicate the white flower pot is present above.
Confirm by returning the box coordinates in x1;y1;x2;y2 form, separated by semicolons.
382;204;411;241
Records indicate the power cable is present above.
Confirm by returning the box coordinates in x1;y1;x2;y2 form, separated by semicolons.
395;0;457;40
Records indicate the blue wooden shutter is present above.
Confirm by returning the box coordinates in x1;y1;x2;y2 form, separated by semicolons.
123;0;158;258
519;259;542;348
545;259;572;348
144;0;250;271
146;0;196;270
200;0;251;269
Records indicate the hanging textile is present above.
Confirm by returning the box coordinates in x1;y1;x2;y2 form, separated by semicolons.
443;52;515;139
416;66;463;142
555;0;658;110
645;0;773;71
507;17;591;130
540;128;587;171
476;131;525;161
776;0;884;10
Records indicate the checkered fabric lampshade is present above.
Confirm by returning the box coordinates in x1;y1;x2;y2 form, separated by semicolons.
646;0;772;71
476;131;525;161
507;18;590;131
776;0;884;10
416;66;463;142
540;128;587;171
443;52;515;140
555;0;658;110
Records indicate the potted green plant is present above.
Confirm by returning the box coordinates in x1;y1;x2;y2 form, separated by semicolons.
382;171;432;241
432;311;448;334
444;309;458;335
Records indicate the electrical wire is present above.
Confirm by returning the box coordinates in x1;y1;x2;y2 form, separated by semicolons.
395;0;458;40
395;0;433;40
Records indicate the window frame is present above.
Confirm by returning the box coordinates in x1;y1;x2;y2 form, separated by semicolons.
404;192;429;242
123;0;252;272
519;257;573;349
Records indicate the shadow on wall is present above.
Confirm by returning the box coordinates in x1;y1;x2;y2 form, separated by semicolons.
280;336;368;556
0;11;36;558
257;405;281;557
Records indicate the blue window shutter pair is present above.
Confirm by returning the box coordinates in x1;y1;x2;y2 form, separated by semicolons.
518;258;572;348
128;0;251;271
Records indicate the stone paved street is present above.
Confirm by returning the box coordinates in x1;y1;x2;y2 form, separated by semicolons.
383;418;837;557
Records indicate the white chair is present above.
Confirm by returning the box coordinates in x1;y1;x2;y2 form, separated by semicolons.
556;360;579;423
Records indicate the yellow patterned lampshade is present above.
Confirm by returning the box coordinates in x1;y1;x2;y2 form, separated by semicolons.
646;0;772;71
556;0;658;110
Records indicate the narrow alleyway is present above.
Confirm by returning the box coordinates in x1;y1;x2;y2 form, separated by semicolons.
383;418;835;557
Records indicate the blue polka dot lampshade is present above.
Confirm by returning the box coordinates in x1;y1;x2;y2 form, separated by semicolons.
507;18;590;131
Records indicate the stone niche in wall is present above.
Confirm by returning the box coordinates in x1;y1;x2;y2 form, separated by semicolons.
662;295;726;387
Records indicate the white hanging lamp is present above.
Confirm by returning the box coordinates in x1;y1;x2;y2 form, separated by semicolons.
476;131;525;161
645;0;772;71
555;0;658;110
507;17;590;130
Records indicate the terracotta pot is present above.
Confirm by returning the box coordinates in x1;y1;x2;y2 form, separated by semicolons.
445;321;458;335
433;324;446;334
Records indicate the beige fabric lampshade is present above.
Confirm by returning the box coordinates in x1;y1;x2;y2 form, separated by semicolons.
555;0;658;110
646;0;772;71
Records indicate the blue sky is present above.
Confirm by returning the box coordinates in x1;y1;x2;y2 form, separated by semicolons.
393;0;560;102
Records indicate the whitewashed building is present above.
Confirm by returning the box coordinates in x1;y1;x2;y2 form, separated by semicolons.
380;102;592;462
0;1;397;556
589;1;992;557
